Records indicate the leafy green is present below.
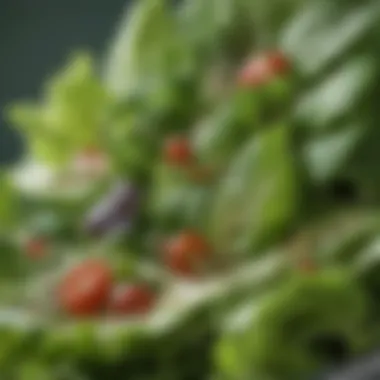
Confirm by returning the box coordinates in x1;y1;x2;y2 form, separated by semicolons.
8;53;109;166
149;164;212;231
209;123;298;256
215;269;367;378
0;172;19;230
303;124;363;182
105;0;182;98
282;1;380;75
295;57;375;131
5;0;380;379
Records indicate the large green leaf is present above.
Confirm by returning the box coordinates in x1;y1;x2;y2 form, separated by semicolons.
282;1;380;75
215;269;367;379
209;123;298;256
104;0;181;98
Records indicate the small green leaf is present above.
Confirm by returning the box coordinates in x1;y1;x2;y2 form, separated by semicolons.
303;124;363;182
295;57;375;130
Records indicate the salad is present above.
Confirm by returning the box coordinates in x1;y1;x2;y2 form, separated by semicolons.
2;0;380;379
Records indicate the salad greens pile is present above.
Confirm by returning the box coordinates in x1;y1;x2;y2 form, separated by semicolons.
3;0;380;378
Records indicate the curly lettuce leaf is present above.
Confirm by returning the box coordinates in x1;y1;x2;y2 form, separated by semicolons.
7;52;110;166
215;269;367;379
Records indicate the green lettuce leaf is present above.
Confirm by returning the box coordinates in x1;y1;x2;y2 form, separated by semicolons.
8;53;109;166
215;269;367;379
209;123;298;256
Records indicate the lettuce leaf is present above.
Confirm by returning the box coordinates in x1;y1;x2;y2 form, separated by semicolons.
7;53;109;166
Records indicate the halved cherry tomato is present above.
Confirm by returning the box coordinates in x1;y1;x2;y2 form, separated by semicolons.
164;231;212;276
58;259;113;316
164;136;193;166
25;238;48;259
237;50;290;88
109;284;156;315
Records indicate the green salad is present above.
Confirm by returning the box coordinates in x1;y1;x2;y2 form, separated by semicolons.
3;0;380;378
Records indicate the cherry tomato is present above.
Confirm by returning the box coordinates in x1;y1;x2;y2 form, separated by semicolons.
238;50;290;87
58;259;113;316
109;284;156;315
164;136;193;166
25;238;48;259
266;51;290;75
164;231;212;276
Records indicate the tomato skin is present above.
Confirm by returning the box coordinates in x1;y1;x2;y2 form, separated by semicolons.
58;259;113;316
109;284;156;315
238;51;290;87
266;51;290;75
164;136;193;166
164;231;211;276
26;238;47;259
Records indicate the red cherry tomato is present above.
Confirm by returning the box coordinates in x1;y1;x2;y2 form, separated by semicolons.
164;231;212;277
164;136;193;166
266;51;290;75
109;284;156;315
238;50;290;87
58;259;113;316
26;238;48;259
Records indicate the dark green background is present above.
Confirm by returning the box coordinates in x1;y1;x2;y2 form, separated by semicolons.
0;0;129;164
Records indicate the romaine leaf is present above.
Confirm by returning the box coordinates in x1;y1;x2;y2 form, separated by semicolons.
303;124;363;182
209;123;298;256
104;0;178;97
295;57;375;130
282;1;380;75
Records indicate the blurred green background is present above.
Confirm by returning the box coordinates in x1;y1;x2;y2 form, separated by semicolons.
0;0;128;165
